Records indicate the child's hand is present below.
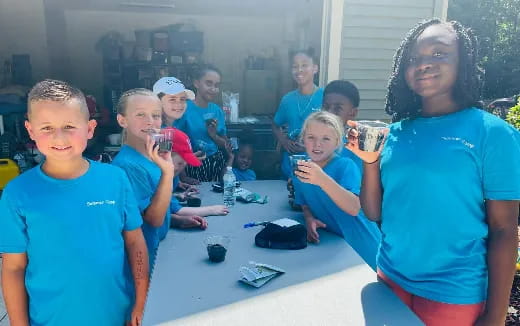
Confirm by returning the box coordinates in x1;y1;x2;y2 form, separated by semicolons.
145;135;174;175
345;120;388;164
180;175;201;185
305;216;327;243
194;150;207;161
294;161;327;187
206;119;218;137
173;215;208;229
126;306;144;326
281;138;302;154
207;205;230;216
178;181;198;192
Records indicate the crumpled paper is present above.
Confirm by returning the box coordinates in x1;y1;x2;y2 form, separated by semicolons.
235;187;268;204
239;261;285;288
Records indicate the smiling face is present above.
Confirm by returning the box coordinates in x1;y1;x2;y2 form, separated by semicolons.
161;92;187;121
25;99;96;162
234;144;253;171
404;24;459;101
117;94;162;142
323;93;358;124
292;53;318;87
194;70;221;103
303;121;340;164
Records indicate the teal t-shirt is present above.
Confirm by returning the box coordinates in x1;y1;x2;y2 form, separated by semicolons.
0;161;142;326
112;145;181;265
378;107;520;304
293;155;381;270
274;88;324;179
174;100;227;156
232;168;256;181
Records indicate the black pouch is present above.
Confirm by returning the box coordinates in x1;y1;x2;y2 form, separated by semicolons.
255;223;307;250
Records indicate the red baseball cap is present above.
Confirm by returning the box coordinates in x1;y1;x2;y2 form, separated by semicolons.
167;128;202;167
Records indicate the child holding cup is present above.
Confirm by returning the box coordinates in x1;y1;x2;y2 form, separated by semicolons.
348;19;520;325
292;111;381;269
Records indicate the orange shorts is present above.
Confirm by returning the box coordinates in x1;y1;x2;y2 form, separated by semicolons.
378;270;485;326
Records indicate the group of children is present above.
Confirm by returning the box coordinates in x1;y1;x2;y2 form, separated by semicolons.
1;18;519;326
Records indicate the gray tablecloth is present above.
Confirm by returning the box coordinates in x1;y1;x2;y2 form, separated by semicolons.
143;180;423;326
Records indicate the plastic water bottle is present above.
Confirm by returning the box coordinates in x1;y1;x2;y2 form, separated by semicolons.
223;166;236;207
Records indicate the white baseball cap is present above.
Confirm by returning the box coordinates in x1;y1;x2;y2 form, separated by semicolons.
153;77;195;100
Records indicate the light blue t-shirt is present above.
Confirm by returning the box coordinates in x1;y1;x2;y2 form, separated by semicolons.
378;107;520;304
232;168;256;181
293;155;381;270
340;138;363;173
0;161;142;326
274;88;324;179
113;145;182;263
174;100;227;157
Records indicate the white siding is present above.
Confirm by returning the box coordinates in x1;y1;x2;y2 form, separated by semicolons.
339;0;448;120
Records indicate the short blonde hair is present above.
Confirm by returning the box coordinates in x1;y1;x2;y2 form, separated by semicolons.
301;111;344;150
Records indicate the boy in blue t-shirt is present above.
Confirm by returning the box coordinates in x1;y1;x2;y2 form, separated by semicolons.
223;137;257;181
0;79;149;326
322;80;363;172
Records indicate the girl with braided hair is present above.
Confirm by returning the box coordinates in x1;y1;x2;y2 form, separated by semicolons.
348;19;520;325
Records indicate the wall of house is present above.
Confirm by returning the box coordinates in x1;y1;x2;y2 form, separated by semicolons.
339;0;449;120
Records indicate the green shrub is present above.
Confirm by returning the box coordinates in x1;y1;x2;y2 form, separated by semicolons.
506;98;520;130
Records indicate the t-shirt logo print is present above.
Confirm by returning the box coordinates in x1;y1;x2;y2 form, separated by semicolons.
86;200;117;207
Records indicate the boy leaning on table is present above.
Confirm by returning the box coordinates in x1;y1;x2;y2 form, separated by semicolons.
0;79;149;326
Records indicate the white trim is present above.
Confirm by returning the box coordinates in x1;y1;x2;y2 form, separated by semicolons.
433;0;449;20
320;0;344;86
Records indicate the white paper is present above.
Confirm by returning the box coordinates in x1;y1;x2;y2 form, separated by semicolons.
271;218;300;228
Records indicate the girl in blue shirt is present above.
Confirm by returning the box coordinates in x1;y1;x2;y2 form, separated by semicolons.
175;65;228;182
292;111;381;269
349;19;520;325
272;50;324;179
113;89;228;266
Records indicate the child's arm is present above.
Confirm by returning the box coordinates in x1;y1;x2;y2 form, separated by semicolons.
345;121;386;221
295;161;360;216
271;121;300;154
171;214;208;229
302;205;327;243
220;141;234;179
1;253;30;326
474;200;518;326
123;229;150;326
206;119;228;149
176;205;229;217
360;161;383;221
144;140;175;227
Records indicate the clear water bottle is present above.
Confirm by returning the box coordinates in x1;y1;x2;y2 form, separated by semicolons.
223;166;236;207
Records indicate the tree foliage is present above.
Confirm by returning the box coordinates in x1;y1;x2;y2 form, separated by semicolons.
448;0;520;98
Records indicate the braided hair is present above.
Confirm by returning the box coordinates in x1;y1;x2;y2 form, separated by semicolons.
385;19;483;122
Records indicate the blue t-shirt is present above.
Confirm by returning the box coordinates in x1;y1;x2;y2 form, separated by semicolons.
174;100;227;157
340;140;363;173
378;108;520;304
232;167;256;181
274;88;324;179
293;155;381;270
0;161;142;326
112;145;182;263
